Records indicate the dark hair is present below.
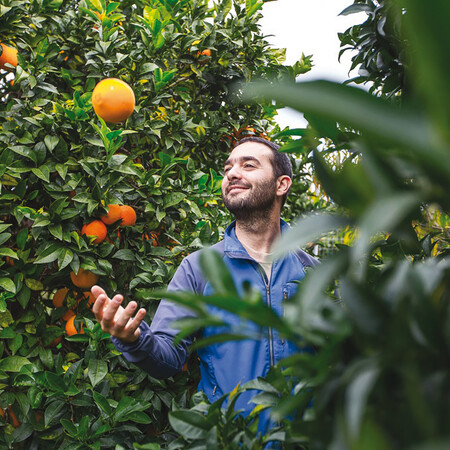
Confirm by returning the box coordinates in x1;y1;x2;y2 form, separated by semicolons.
232;136;292;205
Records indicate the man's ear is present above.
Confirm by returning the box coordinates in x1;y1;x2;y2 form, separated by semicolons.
277;175;292;197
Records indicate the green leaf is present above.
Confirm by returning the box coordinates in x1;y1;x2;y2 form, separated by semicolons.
0;248;18;259
163;192;186;208
31;166;50;183
272;213;349;260
25;279;44;291
60;418;78;436
87;359;108;387
46;372;67;393
112;249;135;261
168;410;210;439
345;361;380;439
123;411;152;424
404;0;450;142
44;400;65;427
0;277;16;293
44;135;59;152
199;248;238;296
58;248;73;270
0;356;31;372
93;391;112;416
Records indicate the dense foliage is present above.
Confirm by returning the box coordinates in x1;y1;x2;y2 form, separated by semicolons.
0;0;311;447
160;0;450;449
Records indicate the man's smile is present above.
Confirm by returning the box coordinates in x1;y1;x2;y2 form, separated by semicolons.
227;185;250;194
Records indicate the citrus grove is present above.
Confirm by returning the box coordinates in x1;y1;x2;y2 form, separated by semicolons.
0;0;313;447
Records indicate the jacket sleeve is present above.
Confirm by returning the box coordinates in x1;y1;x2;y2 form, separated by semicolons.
111;253;205;379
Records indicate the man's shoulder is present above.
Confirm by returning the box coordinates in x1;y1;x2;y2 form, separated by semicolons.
293;248;320;269
181;240;226;267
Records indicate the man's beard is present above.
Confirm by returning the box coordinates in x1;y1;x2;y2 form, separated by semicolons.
222;177;278;223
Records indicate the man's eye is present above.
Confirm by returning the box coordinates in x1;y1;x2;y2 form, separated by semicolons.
244;164;255;169
224;167;230;173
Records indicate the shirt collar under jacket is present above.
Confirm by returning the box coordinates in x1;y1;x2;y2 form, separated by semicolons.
223;219;290;260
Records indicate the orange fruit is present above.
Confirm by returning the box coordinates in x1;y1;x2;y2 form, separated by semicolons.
100;204;122;225
65;315;84;336
0;43;18;70
0;406;4;419
61;309;76;321
82;291;95;308
81;220;107;244
198;49;211;57
119;205;136;226
34;411;44;423
8;407;20;428
70;268;99;289
143;231;159;247
5;256;15;266
92;78;135;123
52;288;70;308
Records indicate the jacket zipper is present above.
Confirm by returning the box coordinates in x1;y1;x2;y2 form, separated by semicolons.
282;291;287;345
257;265;275;367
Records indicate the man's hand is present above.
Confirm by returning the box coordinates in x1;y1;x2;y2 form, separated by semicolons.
91;285;147;344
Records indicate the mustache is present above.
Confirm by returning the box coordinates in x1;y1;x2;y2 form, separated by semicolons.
226;181;251;193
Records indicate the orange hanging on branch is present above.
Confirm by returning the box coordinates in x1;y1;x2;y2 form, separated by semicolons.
92;78;135;123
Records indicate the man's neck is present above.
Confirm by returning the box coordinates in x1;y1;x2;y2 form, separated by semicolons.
234;209;282;255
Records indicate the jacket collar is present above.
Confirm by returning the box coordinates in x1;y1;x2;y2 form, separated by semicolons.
223;219;290;259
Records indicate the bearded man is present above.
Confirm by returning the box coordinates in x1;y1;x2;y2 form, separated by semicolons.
91;137;318;437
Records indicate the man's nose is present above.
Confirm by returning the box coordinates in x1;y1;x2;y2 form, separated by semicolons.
226;165;241;179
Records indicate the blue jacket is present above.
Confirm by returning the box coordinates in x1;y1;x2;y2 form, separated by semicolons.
112;220;319;436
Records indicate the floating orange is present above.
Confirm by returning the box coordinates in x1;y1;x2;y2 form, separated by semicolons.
92;78;135;123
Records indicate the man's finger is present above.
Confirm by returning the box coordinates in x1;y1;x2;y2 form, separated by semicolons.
101;294;123;326
91;285;106;299
124;308;147;335
92;293;109;320
114;301;138;330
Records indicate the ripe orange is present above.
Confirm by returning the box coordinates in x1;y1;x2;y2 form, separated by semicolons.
70;268;99;289
5;256;15;266
61;309;76;321
143;231;159;247
0;406;4;419
119;205;136;226
82;291;96;308
52;288;70;308
81;220;107;244
92;78;135;123
198;49;211;58
65;315;84;336
8;407;20;428
100;204;122;225
0;43;18;70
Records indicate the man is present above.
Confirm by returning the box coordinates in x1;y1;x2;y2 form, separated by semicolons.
91;137;318;436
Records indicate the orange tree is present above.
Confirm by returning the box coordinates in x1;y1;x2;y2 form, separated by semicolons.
0;0;311;447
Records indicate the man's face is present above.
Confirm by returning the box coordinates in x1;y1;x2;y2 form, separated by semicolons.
221;142;278;217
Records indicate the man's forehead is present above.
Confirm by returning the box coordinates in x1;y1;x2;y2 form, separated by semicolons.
225;142;272;164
